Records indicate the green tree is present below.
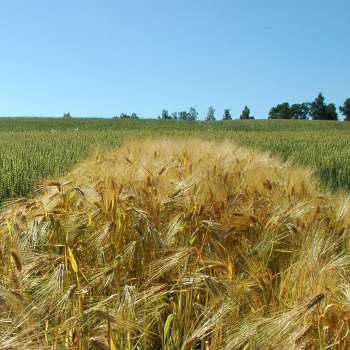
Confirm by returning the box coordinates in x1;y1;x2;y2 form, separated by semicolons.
310;93;327;120
268;103;291;119
206;106;215;121
310;93;337;120
171;112;178;120
240;106;250;119
118;113;139;119
290;103;310;120
326;103;338;120
340;98;350;121
161;109;171;119
63;112;72;118
222;109;232;120
179;111;188;120
188;107;198;121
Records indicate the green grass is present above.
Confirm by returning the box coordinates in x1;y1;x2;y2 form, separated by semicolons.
0;117;349;202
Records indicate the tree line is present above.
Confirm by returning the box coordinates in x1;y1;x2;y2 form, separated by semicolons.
157;94;350;121
157;105;254;121
111;106;253;121
268;93;350;121
64;93;350;121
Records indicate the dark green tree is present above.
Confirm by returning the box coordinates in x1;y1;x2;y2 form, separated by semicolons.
326;103;338;120
63;112;72;118
118;113;139;119
188;107;198;121
161;109;171;119
340;98;350;121
310;93;337;120
222;109;232;120
268;103;291;119
290;103;310;120
310;93;327;120
179;111;188;120
240;106;250;119
206;106;216;121
171;112;178;120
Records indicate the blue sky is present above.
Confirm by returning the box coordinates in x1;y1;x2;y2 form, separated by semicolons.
0;0;349;119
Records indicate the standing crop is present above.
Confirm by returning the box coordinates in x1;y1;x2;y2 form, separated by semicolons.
1;139;350;349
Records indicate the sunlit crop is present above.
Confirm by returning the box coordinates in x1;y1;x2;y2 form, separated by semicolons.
0;119;350;204
1;139;350;349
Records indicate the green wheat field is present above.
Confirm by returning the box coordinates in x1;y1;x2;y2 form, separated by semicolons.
1;117;349;203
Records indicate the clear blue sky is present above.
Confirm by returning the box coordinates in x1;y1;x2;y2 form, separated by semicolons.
0;0;349;119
